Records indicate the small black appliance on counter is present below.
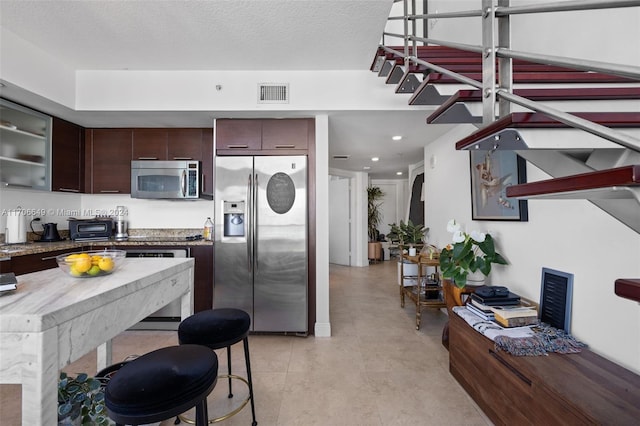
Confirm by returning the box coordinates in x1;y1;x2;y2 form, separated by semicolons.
68;218;114;241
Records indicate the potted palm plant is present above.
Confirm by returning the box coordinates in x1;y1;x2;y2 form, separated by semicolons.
367;186;384;261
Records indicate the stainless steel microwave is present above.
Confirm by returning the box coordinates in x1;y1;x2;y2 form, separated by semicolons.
131;160;200;199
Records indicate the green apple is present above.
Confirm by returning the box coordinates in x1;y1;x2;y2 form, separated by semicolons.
87;265;101;276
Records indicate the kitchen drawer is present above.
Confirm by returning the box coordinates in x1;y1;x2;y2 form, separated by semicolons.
9;248;86;276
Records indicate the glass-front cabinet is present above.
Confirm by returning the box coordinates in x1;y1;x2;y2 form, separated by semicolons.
0;98;51;190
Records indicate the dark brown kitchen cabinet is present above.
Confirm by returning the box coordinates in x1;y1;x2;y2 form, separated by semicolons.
216;118;312;155
200;129;214;196
0;257;12;274
52;117;85;193
191;245;213;313
216;119;263;152
168;128;203;160
132;128;209;161
6;248;85;276
132;129;168;160
86;129;132;194
261;119;310;150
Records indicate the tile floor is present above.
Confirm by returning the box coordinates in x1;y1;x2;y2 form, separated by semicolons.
0;260;491;425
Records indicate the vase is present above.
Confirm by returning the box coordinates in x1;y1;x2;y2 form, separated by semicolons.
465;270;486;287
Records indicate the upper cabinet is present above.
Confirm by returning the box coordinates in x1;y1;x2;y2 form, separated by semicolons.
132;129;168;160
52;117;84;193
168;129;204;161
86;129;133;194
200;129;214;197
216;118;313;155
0;98;51;190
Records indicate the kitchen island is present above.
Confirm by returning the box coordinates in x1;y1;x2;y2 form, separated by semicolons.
0;257;194;425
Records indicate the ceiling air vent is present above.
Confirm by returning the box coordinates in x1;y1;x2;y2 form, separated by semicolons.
258;83;289;104
332;155;350;160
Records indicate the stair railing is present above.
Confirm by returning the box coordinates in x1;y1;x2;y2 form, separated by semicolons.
383;0;640;151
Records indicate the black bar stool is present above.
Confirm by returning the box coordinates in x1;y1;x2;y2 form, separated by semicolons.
104;345;218;426
178;308;257;426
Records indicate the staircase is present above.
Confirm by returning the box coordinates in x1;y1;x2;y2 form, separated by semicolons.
374;1;640;302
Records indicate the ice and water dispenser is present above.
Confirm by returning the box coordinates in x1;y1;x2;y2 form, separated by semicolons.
223;201;245;238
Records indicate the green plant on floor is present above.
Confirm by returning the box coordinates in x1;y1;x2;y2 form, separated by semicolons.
367;186;385;241
388;219;428;246
58;372;109;426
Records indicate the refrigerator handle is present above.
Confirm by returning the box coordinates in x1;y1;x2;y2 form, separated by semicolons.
247;173;253;273
254;173;259;270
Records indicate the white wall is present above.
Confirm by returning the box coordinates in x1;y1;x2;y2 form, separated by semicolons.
427;0;640;66
0;188;213;232
370;179;407;238
424;126;640;374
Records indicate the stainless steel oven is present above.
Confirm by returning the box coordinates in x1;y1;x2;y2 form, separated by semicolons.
126;248;189;330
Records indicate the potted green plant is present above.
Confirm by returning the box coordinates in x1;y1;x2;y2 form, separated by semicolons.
367;186;384;261
388;220;428;247
439;219;508;288
58;372;109;426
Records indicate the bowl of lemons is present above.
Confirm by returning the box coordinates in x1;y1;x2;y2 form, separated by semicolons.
56;250;126;278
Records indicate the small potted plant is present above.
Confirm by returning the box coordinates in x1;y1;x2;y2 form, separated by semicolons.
388;219;428;249
439;219;507;288
58;372;110;426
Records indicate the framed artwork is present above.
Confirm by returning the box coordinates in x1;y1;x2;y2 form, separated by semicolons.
469;150;528;221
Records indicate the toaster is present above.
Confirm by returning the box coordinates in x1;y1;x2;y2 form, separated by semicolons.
68;218;114;241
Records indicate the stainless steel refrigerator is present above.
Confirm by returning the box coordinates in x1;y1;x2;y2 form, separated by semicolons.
214;156;308;333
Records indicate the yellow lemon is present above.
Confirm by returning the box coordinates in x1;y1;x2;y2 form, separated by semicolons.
74;257;92;273
69;265;83;276
91;255;102;265
65;254;81;261
98;257;114;272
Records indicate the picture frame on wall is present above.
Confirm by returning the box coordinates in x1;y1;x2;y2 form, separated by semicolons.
469;150;528;221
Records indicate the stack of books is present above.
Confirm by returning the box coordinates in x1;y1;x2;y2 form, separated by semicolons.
0;273;18;293
491;305;538;327
465;288;538;327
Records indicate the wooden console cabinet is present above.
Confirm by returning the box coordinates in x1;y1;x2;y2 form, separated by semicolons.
449;312;640;425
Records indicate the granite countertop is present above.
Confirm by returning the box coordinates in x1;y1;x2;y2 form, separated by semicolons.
0;229;213;259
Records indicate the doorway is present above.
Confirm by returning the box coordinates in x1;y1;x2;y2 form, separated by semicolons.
329;175;350;265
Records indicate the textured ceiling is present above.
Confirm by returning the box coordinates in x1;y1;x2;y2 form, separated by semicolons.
0;0;450;179
0;0;391;70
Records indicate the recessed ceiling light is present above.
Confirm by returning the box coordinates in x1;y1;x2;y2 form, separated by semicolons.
371;157;379;162
396;171;403;175
392;135;402;141
363;166;371;170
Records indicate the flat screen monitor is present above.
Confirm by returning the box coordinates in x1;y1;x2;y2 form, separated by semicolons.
539;267;574;332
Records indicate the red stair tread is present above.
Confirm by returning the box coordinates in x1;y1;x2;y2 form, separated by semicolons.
505;164;640;198
455;112;640;150
615;279;640;303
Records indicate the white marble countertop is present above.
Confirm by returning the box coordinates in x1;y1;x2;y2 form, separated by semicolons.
0;258;194;332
